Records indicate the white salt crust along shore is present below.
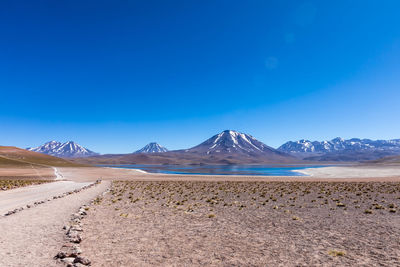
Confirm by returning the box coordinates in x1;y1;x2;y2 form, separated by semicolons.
104;167;148;174
293;166;400;178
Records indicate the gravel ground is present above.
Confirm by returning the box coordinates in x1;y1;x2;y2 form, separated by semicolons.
0;180;110;267
81;180;400;267
1;166;399;266
0;181;92;215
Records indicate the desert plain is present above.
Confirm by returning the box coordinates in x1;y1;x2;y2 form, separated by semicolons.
0;165;399;266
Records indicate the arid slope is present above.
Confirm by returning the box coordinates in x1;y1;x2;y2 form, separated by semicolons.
0;146;87;167
80;180;400;266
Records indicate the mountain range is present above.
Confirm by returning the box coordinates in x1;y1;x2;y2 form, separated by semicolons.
27;132;400;163
278;138;400;153
27;141;98;158
278;138;400;161
71;130;296;165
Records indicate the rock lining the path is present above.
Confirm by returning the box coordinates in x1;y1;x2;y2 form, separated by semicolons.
3;180;101;217
55;180;106;267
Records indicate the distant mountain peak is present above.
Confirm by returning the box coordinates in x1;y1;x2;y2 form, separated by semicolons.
71;130;296;165
27;141;98;158
135;142;168;153
331;137;345;142
186;130;284;156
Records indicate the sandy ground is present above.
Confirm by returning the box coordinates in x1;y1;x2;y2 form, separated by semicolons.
0;165;399;266
0;180;110;267
2;164;399;182
81;180;400;266
0;166;55;179
2;165;399;182
59;167;147;182
58;165;400;183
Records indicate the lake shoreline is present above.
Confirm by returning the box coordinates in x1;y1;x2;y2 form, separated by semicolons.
97;164;333;176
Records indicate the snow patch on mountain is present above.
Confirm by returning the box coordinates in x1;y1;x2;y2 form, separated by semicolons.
187;130;284;156
278;138;400;154
135;142;168;153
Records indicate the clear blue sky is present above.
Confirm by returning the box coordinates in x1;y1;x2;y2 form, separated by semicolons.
1;0;400;153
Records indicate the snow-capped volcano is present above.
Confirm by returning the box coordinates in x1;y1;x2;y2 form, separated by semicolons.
135;142;168;153
27;141;98;158
187;130;287;156
71;130;297;164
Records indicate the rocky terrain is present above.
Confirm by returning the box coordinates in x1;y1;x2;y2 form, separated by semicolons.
79;180;400;266
0;164;400;266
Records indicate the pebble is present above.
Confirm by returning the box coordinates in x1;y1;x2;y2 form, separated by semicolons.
74;256;91;265
72;213;82;220
4;180;101;218
70;225;83;232
68;234;82;244
55;251;67;259
61;257;75;264
53;180;102;265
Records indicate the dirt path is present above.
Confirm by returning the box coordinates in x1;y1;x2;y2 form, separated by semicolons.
0;180;110;267
0;181;92;215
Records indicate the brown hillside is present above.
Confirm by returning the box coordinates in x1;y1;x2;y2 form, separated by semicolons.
0;146;86;167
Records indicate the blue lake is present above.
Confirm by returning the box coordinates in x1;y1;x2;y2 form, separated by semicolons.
99;164;329;176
